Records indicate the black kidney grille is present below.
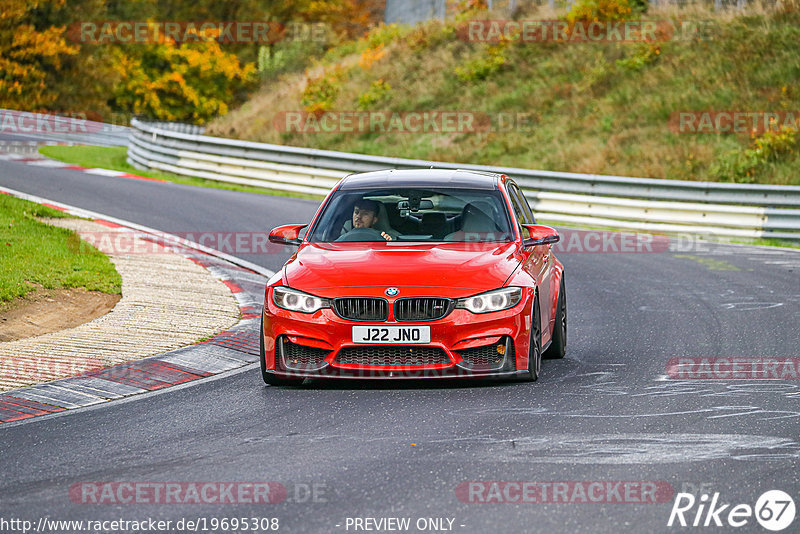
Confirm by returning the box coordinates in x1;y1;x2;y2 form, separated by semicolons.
336;346;450;366
394;298;453;321
333;297;388;321
280;339;329;371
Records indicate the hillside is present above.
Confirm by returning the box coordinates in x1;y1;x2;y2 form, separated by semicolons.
207;2;800;185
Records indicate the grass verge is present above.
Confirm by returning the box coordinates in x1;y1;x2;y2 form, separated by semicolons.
38;145;324;201
0;194;122;306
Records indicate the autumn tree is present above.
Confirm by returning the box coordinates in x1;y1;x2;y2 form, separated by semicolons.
109;33;256;124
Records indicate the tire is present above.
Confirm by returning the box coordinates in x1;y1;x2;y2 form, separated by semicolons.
520;294;542;381
260;317;305;386
544;276;566;360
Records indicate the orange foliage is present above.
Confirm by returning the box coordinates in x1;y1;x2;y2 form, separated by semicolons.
110;34;255;124
0;0;79;109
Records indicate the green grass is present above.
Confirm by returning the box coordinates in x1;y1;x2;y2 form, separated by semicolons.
207;6;800;186
38;145;324;201
0;195;122;303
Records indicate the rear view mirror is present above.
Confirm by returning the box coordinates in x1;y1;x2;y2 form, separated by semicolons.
269;224;307;246
521;224;560;247
397;199;434;212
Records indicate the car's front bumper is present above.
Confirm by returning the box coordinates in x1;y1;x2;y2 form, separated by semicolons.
261;287;535;380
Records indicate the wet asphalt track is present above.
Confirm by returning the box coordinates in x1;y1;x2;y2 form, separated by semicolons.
0;150;799;534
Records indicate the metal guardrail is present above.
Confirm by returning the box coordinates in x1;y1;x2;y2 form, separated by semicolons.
128;118;800;240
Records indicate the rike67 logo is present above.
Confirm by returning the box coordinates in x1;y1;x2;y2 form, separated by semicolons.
668;490;795;531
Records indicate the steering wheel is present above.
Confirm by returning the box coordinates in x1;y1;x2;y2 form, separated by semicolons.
335;227;386;242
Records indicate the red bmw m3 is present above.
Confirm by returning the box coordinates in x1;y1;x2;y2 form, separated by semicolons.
260;169;566;385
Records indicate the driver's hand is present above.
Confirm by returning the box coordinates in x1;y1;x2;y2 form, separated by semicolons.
381;232;393;241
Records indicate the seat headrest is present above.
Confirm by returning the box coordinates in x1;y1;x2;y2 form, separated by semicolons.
461;201;497;233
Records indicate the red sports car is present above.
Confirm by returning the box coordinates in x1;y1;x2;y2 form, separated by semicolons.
260;169;566;385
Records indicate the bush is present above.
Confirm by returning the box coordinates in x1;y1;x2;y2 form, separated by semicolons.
567;0;636;24
616;43;661;71
258;31;330;80
358;44;387;70
455;41;509;82
302;70;344;115
110;35;255;124
712;125;799;182
357;79;392;109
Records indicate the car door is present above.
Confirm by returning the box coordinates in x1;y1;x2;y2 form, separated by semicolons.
507;182;553;345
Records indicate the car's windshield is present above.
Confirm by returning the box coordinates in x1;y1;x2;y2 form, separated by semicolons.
307;187;515;243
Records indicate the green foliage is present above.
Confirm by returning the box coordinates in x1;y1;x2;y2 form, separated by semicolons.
324;23;413;63
209;9;800;186
616;43;661;71
301;70;344;114
712;126;799;183
566;0;636;23
258;46;287;79
455;41;508;82
257;26;333;80
407;21;457;51
357;79;392;109
365;24;408;49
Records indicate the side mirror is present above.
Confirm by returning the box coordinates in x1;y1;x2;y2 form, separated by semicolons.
521;224;560;247
269;224;307;246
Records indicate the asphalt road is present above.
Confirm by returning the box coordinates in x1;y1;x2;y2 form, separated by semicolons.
1;149;799;534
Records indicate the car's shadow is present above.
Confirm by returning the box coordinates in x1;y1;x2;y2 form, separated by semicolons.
267;377;525;391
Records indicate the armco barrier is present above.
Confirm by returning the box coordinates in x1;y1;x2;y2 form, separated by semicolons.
128;118;800;240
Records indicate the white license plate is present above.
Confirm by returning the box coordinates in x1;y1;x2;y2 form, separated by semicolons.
352;326;431;344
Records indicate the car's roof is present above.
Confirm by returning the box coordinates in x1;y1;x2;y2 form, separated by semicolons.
338;169;502;190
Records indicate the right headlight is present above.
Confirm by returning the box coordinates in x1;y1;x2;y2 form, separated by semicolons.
272;286;330;313
455;287;523;314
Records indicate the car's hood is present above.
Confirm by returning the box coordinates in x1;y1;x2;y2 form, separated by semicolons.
284;242;521;295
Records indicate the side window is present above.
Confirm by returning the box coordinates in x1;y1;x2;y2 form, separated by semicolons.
508;184;532;239
510;184;535;224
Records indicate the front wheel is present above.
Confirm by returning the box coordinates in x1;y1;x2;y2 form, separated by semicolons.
260;317;305;386
544;276;566;360
520;294;542;381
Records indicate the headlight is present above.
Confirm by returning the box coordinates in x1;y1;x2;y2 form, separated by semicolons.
456;287;523;314
272;286;329;313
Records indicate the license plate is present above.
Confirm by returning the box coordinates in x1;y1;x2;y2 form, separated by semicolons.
352;326;430;344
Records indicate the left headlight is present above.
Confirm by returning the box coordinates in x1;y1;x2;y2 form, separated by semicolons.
456;287;523;314
272;286;330;313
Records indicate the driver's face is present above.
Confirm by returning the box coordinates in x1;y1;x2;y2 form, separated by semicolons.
352;206;378;229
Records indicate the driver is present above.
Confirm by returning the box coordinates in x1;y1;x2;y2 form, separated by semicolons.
342;198;393;241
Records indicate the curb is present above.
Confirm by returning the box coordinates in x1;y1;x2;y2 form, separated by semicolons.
0;148;164;183
0;187;273;425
